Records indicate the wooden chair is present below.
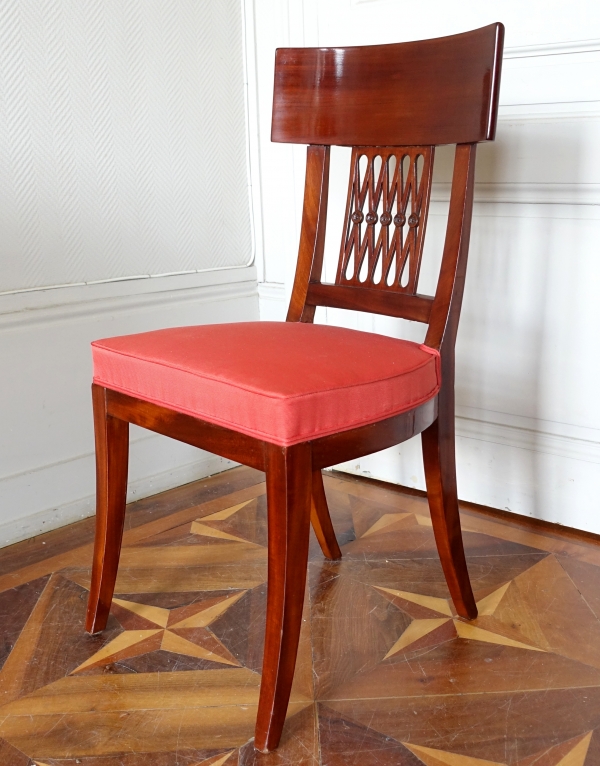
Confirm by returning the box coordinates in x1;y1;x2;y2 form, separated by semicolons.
86;23;504;752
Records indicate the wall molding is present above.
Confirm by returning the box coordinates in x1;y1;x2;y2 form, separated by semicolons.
504;39;600;59
241;0;264;283
334;406;600;525
0;0;253;295
432;182;600;207
257;281;286;303
0;263;256;299
0;266;258;330
455;407;600;465
0;281;259;331
0;445;237;548
336;409;600;471
498;101;600;121
344;5;600;62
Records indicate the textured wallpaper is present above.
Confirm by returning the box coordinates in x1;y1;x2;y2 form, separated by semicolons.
0;0;252;293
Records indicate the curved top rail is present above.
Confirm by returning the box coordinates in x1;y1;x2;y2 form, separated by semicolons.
272;23;504;147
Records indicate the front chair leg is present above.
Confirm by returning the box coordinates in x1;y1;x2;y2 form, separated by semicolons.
311;470;342;560
421;390;477;620
86;385;129;634
255;442;313;753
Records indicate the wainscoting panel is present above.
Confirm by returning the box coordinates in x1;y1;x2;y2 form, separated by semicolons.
249;0;600;532
0;0;258;547
0;0;252;293
0;267;258;547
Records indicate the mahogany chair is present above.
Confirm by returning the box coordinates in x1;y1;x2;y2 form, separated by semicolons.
86;23;504;752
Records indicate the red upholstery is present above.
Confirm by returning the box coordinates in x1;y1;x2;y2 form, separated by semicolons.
92;322;440;447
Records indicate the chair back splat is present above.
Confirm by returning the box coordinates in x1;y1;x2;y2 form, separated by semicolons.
279;23;504;353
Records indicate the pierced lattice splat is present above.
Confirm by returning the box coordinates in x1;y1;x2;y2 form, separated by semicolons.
336;147;434;293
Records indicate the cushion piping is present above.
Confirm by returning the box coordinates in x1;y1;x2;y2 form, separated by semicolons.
93;376;440;447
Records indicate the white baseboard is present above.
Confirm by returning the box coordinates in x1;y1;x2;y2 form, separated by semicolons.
455;406;600;465
335;407;600;535
0;443;237;548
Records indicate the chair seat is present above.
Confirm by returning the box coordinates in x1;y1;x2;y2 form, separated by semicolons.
92;322;440;447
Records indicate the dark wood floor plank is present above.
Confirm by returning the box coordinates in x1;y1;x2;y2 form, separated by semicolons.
0;576;50;672
318;704;425;766
238;704;319;765
0;573;122;705
557;555;600;622
0;737;32;765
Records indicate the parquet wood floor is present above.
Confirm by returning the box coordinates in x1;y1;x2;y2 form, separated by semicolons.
1;466;600;765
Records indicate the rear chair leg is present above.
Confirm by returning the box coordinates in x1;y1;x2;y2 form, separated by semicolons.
421;385;477;620
311;470;342;560
255;443;313;753
86;385;129;634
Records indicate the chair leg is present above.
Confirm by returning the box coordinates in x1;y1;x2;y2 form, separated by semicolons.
255;443;312;753
421;385;477;620
86;385;129;634
310;470;342;560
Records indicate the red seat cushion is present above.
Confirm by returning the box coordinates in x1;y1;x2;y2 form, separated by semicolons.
92;322;440;447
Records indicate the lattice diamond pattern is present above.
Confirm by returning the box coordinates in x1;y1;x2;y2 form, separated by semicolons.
336;146;434;293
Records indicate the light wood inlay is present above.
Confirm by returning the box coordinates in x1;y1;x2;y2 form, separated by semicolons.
112;597;170;627
190;522;255;544
362;513;414;537
202;500;254;521
160;631;240;666
375;586;453;616
403;742;505;766
385;618;451;658
453;620;546;652
73;630;163;672
556;732;593;766
170;591;247;629
476;582;511;616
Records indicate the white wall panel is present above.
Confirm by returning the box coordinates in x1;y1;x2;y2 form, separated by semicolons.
0;0;258;547
0;0;252;293
249;1;600;533
332;1;600;50
0;267;259;547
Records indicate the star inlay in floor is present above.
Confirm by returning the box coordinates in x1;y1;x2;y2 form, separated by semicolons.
1;465;600;765
73;591;247;672
376;578;546;659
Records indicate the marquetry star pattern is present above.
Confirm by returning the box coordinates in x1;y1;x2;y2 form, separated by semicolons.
375;579;546;659
353;502;600;663
73;590;246;672
402;732;593;766
190;498;264;545
4;477;600;764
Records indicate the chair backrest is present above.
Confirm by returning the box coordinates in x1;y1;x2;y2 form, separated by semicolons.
272;24;504;353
